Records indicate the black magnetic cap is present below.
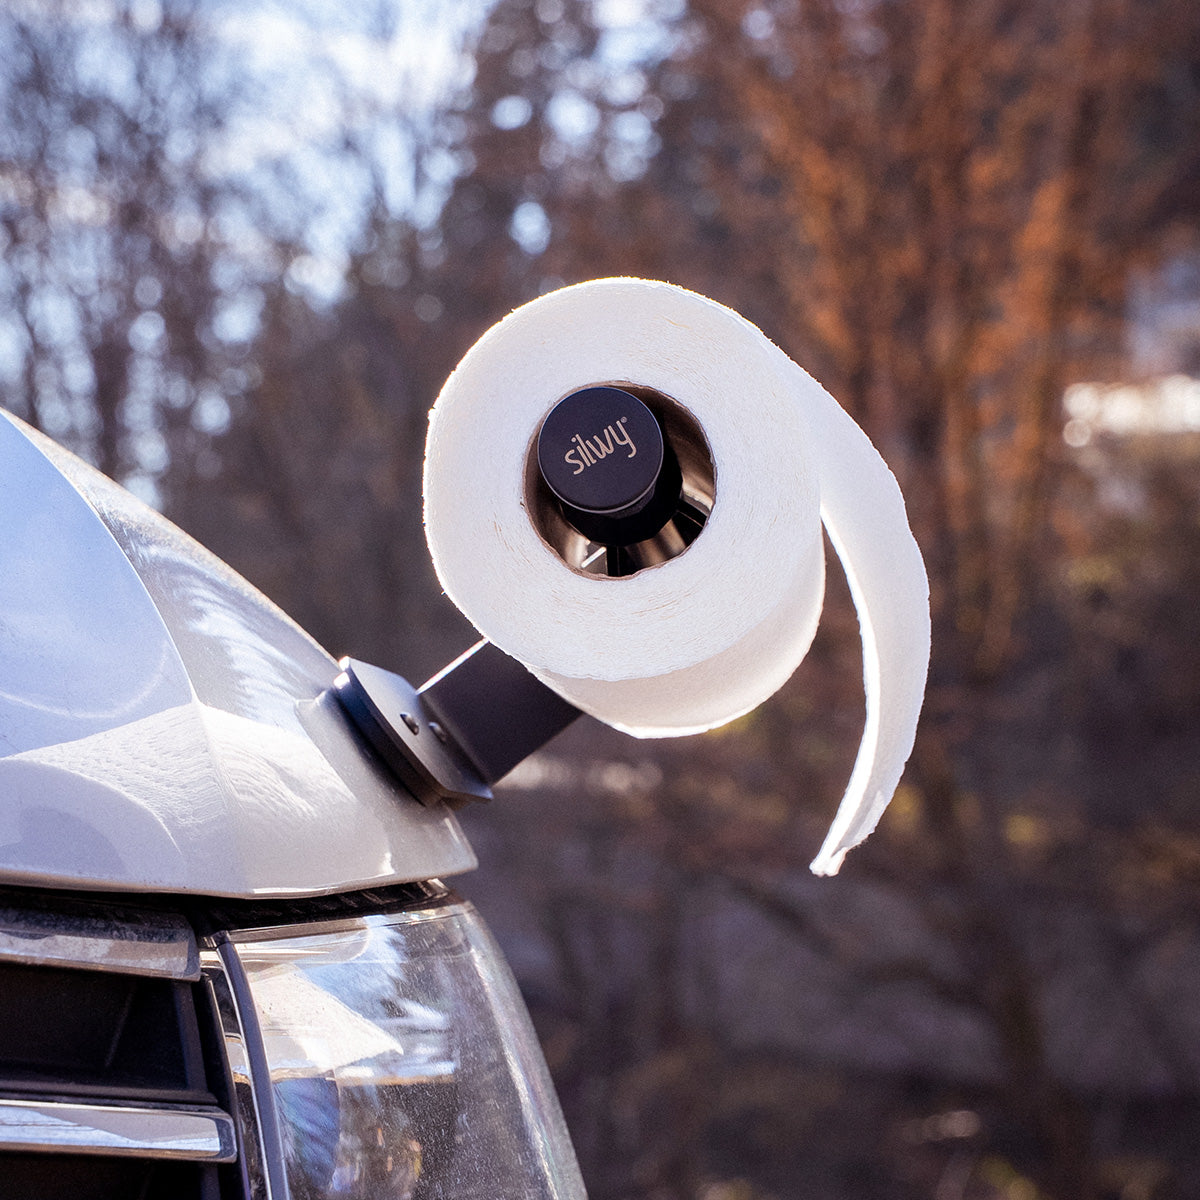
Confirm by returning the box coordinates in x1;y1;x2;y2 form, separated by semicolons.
537;387;665;519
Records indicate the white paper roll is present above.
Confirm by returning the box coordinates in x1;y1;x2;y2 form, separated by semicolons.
424;279;929;874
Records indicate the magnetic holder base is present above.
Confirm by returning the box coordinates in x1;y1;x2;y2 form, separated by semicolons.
334;659;492;808
334;642;581;808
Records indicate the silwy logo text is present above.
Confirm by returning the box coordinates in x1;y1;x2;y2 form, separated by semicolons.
564;416;636;474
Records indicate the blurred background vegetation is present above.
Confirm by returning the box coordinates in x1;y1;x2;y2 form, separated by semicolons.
3;0;1200;1196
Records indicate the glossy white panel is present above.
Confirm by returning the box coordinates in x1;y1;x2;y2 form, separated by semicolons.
0;413;476;896
0;414;191;758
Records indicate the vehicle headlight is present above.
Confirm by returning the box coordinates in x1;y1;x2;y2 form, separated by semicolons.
231;899;584;1199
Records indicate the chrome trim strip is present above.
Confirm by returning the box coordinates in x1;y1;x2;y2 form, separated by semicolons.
0;1098;235;1160
0;901;199;979
202;945;273;1200
229;898;468;945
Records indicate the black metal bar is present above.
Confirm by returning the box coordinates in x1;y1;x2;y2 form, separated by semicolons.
419;641;582;785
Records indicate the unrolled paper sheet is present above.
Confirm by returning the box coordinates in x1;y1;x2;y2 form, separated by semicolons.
423;279;929;874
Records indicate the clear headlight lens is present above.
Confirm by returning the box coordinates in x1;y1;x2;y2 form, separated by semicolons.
232;900;584;1200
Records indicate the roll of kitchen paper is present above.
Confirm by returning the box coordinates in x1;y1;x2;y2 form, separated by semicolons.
423;278;929;874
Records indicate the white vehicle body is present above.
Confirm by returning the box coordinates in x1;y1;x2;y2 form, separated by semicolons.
0;410;476;897
0;411;585;1200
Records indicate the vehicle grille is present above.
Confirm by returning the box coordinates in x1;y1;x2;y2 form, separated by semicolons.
0;893;243;1200
0;881;450;1200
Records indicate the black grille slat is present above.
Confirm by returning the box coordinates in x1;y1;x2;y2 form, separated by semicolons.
0;1152;221;1200
0;962;211;1099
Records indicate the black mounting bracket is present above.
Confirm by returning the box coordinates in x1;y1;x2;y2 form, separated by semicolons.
333;641;582;808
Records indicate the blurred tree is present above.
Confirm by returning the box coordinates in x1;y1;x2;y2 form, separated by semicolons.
171;226;481;677
417;1;1200;1197
5;0;1200;1196
685;0;1200;675
670;3;1200;1195
0;0;230;489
